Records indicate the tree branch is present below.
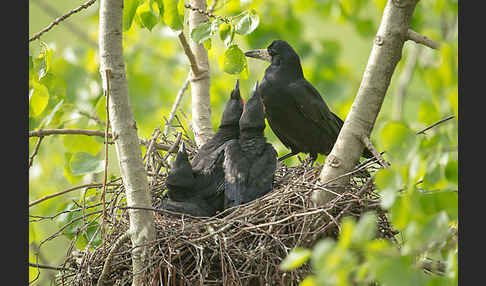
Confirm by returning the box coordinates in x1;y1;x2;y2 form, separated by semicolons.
98;1;156;284
361;135;390;169
314;0;421;206
29;129;174;151
97;232;131;286
29;0;98;42
29;182;120;208
29;136;44;168
407;29;441;50
178;32;202;76
416;115;455;135
28;262;74;272
185;0;215;147
164;74;191;136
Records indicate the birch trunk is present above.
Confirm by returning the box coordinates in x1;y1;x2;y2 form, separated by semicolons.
313;0;420;205
188;0;214;147
98;1;156;285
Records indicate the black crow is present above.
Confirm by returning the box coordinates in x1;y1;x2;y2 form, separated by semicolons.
245;40;373;163
189;79;245;213
223;81;278;209
159;142;215;217
191;79;244;173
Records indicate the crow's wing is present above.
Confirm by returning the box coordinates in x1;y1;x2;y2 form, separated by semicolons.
288;79;343;139
246;143;278;203
158;197;215;217
192;137;231;174
223;141;249;209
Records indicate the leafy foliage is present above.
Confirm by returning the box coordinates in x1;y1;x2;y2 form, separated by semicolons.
29;0;457;284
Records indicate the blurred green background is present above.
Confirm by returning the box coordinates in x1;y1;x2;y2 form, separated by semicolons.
29;0;458;285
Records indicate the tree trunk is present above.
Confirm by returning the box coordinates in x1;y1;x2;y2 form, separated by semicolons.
188;0;214;147
313;0;420;205
98;1;156;285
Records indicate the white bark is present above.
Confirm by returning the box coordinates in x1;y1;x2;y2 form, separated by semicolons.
98;1;156;285
314;0;421;205
188;0;214;147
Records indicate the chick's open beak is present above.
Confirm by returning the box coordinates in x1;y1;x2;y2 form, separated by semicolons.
244;49;272;62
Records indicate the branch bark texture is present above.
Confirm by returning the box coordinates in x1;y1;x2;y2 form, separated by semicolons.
314;0;421;205
187;0;214;147
98;1;156;285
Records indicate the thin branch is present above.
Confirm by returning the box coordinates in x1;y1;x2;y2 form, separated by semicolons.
31;0;98;47
29;0;98;42
407;29;441;50
361;135;390;169
164;74;191;136
30;242;56;284
416;115;455;135
184;3;230;24
29;183;119;208
29;129;108;137
144;126;162;175
29;136;44;168
178;32;202;76
162;132;182;162
97;232;131;286
77;109;105;125
29;129;174;151
28;262;74;272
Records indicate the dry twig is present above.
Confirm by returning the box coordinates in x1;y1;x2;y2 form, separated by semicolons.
29;0;98;42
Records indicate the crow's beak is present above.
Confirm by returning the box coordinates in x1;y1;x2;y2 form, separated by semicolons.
178;141;186;153
244;49;272;62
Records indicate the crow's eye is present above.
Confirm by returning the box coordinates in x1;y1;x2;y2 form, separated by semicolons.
268;49;276;56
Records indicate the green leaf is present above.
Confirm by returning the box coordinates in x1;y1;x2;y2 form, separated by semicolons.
56;202;82;239
403;212;450;254
299;275;318;286
191;21;212;44
39;72;67;99
29;224;36;244
39;99;64;128
218;44;247;75
375;256;426;286
63;152;85;184
163;0;183;31
444;159;458;184
380;121;416;162
418;101;441;126
203;38;212;50
280;248;312;271
29;54;33;70
219;23;234;46
338;217;355;249
154;0;164;17
123;0;141;31
70;152;105;176
95;95;107;122
62;134;103;156
311;239;335;271
390;195;412;231
29;82;50;117
234;9;260;36
352;212;377;245
140;10;158;31
375;168;402;208
33;45;52;80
